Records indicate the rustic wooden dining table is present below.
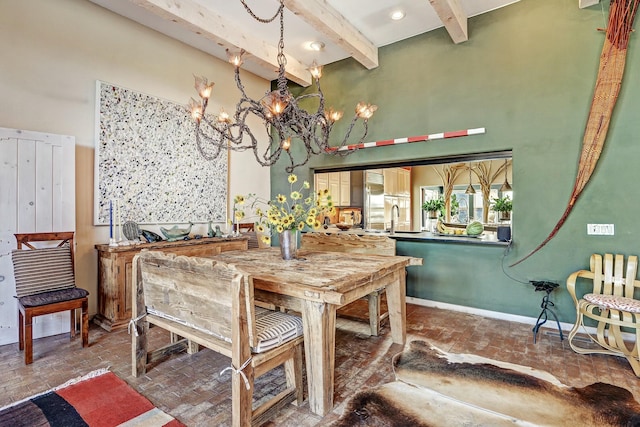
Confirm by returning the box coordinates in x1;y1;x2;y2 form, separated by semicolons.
211;247;422;416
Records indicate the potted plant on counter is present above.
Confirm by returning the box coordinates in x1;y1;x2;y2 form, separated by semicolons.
422;197;445;219
491;195;513;221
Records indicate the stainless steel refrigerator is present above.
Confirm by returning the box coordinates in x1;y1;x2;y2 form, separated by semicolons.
364;171;385;230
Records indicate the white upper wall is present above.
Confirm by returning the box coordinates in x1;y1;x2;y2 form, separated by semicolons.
0;0;271;315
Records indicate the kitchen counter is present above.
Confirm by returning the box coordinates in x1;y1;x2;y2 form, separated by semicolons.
316;227;509;246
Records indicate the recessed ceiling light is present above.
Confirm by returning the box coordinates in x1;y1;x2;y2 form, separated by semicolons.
308;41;325;51
390;9;406;21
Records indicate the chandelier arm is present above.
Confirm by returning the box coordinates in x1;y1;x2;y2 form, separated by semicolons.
263;130;285;163
300;120;324;154
332;116;367;156
195;127;225;160
196;117;225;141
283;148;310;174
315;78;326;113
252;128;283;167
289;125;322;156
293;93;324;116
250;120;284;164
233;68;253;108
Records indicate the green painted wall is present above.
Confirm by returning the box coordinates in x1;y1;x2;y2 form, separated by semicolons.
272;0;640;322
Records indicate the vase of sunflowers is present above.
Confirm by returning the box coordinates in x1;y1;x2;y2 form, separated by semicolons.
279;228;298;260
233;173;335;260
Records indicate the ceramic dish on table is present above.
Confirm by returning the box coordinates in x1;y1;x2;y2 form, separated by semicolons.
336;223;352;231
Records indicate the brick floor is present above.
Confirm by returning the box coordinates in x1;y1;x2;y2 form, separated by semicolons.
1;304;639;426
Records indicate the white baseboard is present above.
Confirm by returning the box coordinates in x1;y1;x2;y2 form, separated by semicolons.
406;297;575;333
406;296;638;345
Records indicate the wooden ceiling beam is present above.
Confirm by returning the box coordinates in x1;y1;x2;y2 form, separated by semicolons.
579;0;600;8
284;0;378;69
130;0;312;86
428;0;468;44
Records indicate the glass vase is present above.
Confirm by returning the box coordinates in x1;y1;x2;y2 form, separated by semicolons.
279;229;298;260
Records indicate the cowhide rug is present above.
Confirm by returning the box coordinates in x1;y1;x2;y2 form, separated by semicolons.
335;340;640;427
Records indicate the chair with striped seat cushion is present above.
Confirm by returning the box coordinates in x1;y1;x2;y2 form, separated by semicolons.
11;232;89;364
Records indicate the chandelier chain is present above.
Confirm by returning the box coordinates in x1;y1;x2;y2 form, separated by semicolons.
276;4;288;94
239;0;283;24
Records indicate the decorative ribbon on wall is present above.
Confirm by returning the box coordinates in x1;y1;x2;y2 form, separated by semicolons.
329;127;486;152
511;0;640;267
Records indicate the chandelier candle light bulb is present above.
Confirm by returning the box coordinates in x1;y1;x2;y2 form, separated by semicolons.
356;102;377;120
325;108;344;123
217;108;230;124
226;48;244;67
309;61;323;80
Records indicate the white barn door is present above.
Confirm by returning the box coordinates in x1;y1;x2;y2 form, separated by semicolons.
0;127;76;345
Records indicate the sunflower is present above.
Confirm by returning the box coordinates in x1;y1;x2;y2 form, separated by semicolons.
232;173;334;235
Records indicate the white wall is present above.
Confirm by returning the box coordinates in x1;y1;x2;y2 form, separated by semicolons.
0;0;271;315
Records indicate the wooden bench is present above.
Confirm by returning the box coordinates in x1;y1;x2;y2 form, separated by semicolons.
301;232;396;336
130;251;304;427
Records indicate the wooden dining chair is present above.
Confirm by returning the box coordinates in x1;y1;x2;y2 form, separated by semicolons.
301;232;396;335
11;232;89;364
238;223;254;232
242;231;260;249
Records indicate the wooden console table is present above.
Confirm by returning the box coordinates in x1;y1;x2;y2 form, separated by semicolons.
94;236;248;331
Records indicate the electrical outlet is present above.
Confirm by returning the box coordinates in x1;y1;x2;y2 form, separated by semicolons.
587;224;615;235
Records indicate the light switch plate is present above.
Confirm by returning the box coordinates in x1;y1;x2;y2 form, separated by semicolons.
587;224;614;235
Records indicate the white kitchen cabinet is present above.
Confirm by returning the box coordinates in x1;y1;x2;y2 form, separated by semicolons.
316;171;351;206
339;171;351;206
329;173;340;204
315;173;328;193
383;167;411;196
399;168;411;196
383;169;397;195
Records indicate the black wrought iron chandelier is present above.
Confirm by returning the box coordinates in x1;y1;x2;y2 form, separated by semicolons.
188;0;377;173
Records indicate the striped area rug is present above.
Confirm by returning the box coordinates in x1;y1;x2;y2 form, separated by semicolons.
0;369;184;427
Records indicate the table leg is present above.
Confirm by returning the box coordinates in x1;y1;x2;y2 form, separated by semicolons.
300;299;337;416
385;269;407;345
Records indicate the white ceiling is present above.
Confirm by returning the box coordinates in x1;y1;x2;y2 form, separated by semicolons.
89;0;597;86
